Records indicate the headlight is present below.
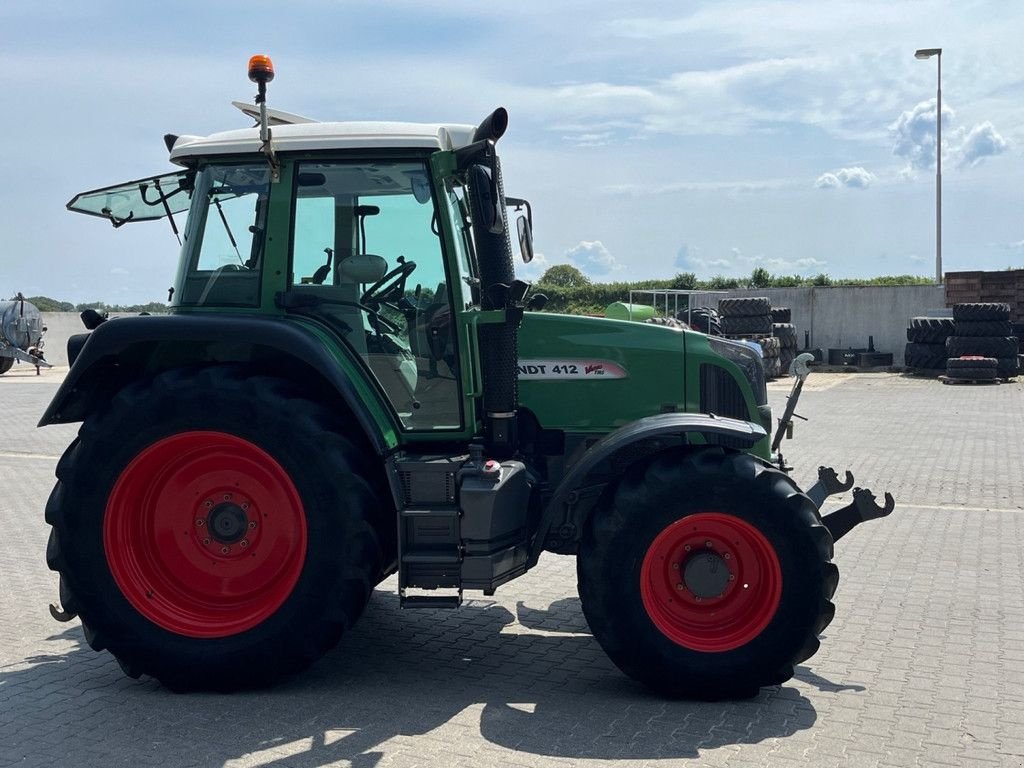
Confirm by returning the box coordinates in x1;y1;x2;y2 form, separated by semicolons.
706;336;767;405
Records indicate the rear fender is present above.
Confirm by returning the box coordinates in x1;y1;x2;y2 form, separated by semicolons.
532;413;766;561
38;314;396;455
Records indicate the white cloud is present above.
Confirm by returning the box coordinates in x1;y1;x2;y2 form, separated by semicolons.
673;243;735;272
109;267;130;275
952;122;1009;168
565;240;621;275
890;99;954;172
891;100;1008;173
601;178;798;197
762;256;827;272
908;254;927;262
815;166;875;189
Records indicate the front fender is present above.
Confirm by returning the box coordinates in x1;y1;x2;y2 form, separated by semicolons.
532;413;767;561
38;313;397;454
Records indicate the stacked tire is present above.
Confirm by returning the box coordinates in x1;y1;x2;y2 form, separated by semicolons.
645;317;686;329
905;317;955;374
676;307;721;336
947;303;1019;379
718;297;772;337
771;308;797;376
757;336;782;378
945;356;998;382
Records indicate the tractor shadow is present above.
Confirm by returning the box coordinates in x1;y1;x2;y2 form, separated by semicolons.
1;593;823;767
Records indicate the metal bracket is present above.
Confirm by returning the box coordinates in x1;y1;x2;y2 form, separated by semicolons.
806;465;855;508
821;487;896;543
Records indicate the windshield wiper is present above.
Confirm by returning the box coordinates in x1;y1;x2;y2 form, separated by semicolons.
211;194;244;265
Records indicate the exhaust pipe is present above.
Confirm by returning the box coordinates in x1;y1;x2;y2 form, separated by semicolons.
472;108;508;144
467;108;518;457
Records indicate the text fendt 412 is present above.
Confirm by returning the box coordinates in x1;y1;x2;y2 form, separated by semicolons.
44;57;894;699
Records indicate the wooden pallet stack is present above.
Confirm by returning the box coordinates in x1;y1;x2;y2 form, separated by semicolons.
945;270;1024;323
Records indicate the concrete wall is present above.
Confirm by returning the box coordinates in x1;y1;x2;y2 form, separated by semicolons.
693;285;947;365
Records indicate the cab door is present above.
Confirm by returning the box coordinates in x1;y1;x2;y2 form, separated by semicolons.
285;157;468;434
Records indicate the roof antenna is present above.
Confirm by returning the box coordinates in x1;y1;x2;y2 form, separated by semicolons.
248;55;279;182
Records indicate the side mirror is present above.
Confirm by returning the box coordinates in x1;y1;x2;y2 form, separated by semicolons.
517;215;534;264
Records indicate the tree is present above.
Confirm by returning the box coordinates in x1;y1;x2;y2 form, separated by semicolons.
749;267;771;288
539;264;591;288
670;272;698;289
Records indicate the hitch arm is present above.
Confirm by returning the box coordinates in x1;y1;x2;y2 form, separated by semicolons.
771;352;815;453
806;465;855;508
821;487;896;543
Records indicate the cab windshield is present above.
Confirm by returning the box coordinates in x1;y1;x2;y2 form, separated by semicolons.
174;164;271;307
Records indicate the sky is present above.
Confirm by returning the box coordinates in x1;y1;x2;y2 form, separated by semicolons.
1;0;1022;304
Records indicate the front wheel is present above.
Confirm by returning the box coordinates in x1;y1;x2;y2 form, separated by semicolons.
46;367;384;691
577;447;838;699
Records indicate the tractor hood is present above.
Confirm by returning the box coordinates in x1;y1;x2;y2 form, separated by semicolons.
517;313;690;432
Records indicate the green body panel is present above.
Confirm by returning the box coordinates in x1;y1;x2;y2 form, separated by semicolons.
286;316;401;451
518;312;770;458
517;313;687;432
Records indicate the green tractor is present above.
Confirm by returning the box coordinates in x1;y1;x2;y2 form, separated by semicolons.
44;57;893;698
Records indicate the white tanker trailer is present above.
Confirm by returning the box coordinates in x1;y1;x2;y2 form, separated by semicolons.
0;294;51;374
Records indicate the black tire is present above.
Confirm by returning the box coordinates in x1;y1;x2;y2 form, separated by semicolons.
758;337;781;357
45;366;385;691
721;315;772;335
945;367;997;381
779;349;795;375
952;303;1011;322
946;336;1018;359
577;448;837;700
906;317;954;343
770;307;791;323
718;297;771;317
953;320;1014;337
997;357;1020;377
763;356;782;378
946;356;997;370
904;342;947;370
0;357;12;375
772;323;797;348
677;308;720;336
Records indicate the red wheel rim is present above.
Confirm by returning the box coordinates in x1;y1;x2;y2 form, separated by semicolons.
104;431;307;638
640;512;782;652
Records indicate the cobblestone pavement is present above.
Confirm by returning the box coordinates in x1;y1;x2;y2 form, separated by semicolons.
2;370;1023;767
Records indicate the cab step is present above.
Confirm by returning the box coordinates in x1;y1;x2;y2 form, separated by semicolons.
400;591;462;609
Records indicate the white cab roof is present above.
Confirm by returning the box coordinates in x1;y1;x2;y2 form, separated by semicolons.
169;121;477;164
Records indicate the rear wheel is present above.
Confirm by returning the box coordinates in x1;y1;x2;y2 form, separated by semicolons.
578;448;837;699
0;357;13;374
45;367;384;690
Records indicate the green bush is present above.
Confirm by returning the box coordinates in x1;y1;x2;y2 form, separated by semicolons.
529;269;934;315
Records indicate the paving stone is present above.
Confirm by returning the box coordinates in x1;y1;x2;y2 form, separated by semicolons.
1;372;1022;766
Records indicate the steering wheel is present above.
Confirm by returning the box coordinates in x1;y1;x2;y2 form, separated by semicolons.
361;260;417;305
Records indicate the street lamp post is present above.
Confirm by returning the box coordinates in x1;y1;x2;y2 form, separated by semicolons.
915;47;943;284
